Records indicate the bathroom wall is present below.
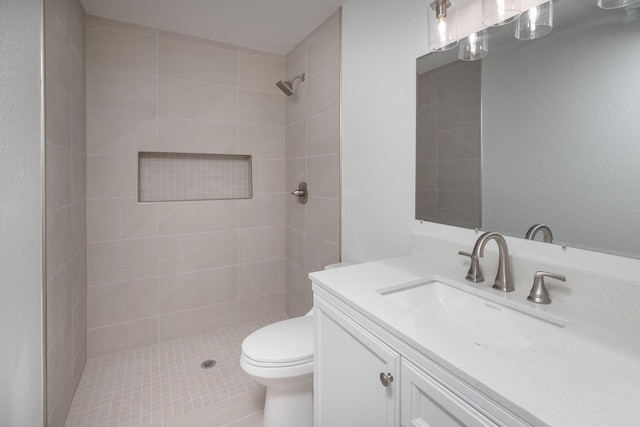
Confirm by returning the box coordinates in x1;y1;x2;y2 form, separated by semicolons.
284;10;342;316
44;0;88;425
0;1;45;425
341;0;428;263
416;60;481;229
86;16;287;357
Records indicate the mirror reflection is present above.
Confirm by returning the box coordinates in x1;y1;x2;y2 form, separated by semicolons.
416;0;640;258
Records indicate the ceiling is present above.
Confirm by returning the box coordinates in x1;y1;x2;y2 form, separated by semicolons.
80;0;346;55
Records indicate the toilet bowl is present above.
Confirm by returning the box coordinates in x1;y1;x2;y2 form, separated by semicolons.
239;262;352;427
240;314;314;427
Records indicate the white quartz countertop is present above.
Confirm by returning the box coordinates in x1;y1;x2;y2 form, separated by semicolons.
309;254;640;427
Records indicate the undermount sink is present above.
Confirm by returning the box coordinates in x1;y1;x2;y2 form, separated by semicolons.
378;276;568;356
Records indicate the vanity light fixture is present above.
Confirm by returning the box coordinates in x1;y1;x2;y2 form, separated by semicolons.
482;0;522;26
597;0;639;9
428;0;459;51
459;30;489;61
515;1;553;40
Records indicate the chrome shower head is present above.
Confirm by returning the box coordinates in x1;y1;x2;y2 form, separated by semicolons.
276;74;305;96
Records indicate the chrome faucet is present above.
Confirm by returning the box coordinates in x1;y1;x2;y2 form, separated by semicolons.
464;232;514;292
525;224;553;243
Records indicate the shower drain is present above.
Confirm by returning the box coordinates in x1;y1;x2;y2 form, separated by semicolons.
200;359;217;369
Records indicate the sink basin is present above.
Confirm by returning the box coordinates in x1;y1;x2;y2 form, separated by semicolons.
378;276;567;355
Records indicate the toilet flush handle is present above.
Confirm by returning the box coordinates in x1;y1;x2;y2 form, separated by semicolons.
379;372;394;387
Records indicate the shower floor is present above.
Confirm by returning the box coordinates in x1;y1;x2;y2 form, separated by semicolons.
65;314;287;427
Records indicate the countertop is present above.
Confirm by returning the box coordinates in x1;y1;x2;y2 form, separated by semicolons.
309;254;640;426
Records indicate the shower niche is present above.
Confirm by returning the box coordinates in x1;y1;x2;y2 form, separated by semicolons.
138;152;252;202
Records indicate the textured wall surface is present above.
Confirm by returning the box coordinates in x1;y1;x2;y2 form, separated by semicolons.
44;0;88;424
85;16;288;357
0;0;44;425
284;10;342;316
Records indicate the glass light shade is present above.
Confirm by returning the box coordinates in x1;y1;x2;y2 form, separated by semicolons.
428;5;459;52
483;0;522;26
598;0;639;8
516;1;553;40
458;31;489;61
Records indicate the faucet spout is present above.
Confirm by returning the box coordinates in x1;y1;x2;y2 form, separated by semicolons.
472;232;514;292
525;224;553;243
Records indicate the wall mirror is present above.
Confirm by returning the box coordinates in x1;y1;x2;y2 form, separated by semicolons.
416;0;640;258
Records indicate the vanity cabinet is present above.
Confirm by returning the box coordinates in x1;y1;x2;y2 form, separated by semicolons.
314;292;531;427
315;297;400;427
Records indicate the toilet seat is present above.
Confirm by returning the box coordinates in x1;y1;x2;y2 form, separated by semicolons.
241;316;314;368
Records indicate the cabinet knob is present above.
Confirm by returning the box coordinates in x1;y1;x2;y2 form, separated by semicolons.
379;372;394;387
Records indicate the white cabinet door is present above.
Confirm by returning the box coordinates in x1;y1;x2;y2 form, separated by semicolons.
401;359;497;427
315;299;400;427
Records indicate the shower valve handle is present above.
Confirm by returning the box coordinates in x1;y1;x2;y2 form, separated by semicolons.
290;182;308;204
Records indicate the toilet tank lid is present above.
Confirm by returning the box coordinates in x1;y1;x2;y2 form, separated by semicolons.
242;316;314;364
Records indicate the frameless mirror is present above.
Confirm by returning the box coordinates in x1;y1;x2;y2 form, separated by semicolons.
416;0;640;258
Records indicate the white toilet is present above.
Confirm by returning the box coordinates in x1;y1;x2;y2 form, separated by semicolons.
239;262;350;427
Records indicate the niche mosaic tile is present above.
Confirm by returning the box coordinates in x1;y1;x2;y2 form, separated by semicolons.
139;152;252;202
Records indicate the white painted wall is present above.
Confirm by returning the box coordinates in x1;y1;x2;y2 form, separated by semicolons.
0;0;45;424
341;0;429;263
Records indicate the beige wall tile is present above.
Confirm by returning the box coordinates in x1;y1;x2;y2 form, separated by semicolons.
87;278;158;328
239;53;285;93
239;124;285;159
306;235;339;274
239;90;285;126
252;160;285;193
285;227;306;269
71;151;86;204
71;340;86;395
159;78;237;122
239;227;285;264
45;74;72;149
437;159;481;192
159;29;237;51
285;84;307;126
159;266;238;314
307;64;339;117
159;301;237;341
285;260;307;308
71;248;87;308
87;238;157;285
159;38;238;86
71;44;85;109
86;15;157;36
286;194;306;232
437;60;481;102
306;197;340;244
307;18;340;79
437;93;481;131
239;260;285;299
158;200;238;235
285;158;305;193
87;67;157;115
239;193;285;228
285;121;306;160
87;112;157;156
86;23;158;74
286;292;308;318
47;262;72;349
71;292;86;359
87;198;156;243
45;11;73;94
71;201;87;255
47;325;72;422
87;317;158;358
239;292;285;323
87;155;137;199
159;118;238;154
307;108;340;156
46;144;72;212
285;44;306;82
307;154;340;199
239;46;284;60
159;231;238;275
72;104;87;157
46;205;73;281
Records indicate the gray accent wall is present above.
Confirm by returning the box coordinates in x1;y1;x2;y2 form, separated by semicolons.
0;0;45;425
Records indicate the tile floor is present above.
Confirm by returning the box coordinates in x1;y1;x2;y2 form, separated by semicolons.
65;314;287;427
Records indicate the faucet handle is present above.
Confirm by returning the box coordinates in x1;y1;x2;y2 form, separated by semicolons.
458;251;484;283
527;271;566;305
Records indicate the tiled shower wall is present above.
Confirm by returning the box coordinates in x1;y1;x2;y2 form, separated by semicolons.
415;60;481;229
86;16;288;357
285;11;342;316
45;0;87;425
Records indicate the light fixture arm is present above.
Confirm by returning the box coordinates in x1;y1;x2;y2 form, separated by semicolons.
430;0;451;19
